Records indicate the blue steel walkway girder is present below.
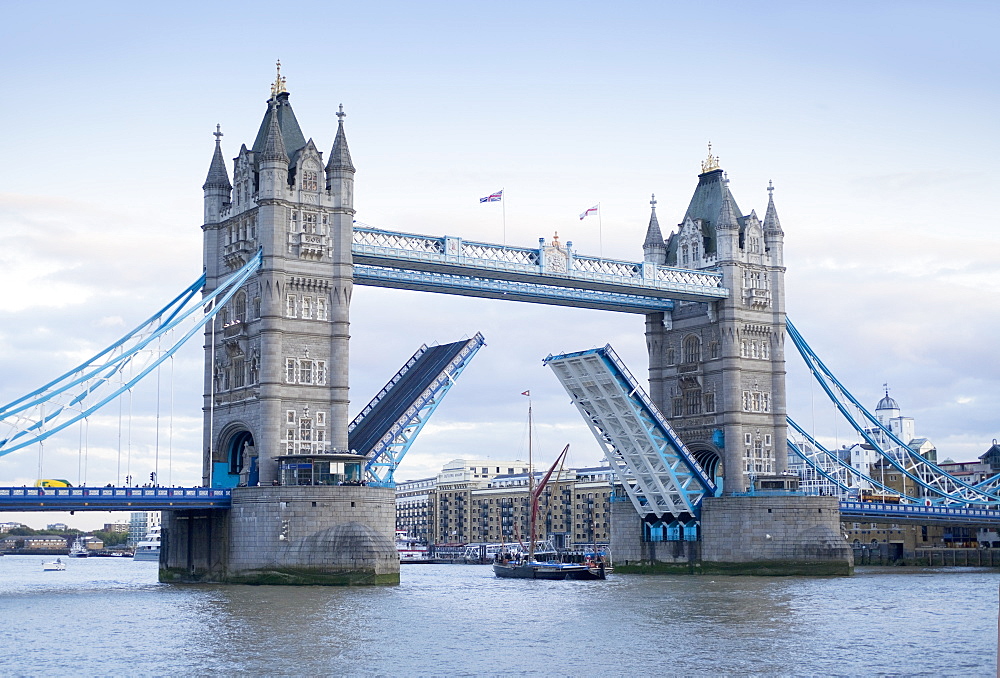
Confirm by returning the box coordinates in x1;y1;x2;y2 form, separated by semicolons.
544;345;715;520
353;265;675;314
352;225;728;308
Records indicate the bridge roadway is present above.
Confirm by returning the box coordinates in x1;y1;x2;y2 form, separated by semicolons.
2;486;1000;527
0;486;231;511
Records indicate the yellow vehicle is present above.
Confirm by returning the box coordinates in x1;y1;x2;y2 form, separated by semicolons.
33;479;72;488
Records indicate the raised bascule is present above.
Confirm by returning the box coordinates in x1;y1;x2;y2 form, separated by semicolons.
4;68;1000;581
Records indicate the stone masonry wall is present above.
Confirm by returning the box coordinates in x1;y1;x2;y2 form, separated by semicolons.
700;495;853;575
226;485;398;584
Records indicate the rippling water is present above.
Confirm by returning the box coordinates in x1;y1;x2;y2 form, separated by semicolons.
0;556;996;676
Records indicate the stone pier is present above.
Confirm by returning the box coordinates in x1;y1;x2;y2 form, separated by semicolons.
161;486;399;585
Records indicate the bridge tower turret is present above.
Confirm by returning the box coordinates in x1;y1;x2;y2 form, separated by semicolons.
202;125;232;281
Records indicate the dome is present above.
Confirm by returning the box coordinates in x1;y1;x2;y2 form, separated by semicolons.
876;389;899;411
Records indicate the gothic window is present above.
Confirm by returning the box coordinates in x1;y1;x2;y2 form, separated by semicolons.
299;419;312;442
223;367;230;391
709;341;719;359
681;245;689;266
286;358;297;383
741;340;749;358
743;391;752;411
316;297;328;321
234;292;247;324
303;213;317;234
248;357;259;385
317;411;326;427
287;410;296;425
704;392;715;413
751;341;759;359
317;360;327;385
672;397;683;418
303;170;318;191
765;434;772;447
761;341;770;360
233;357;245;388
299;360;314;385
667;348;676;365
685;389;702;416
253;297;261;319
290;211;298;231
683;335;701;363
286;295;296;318
321;214;328;235
302;297;312;319
220;307;230;326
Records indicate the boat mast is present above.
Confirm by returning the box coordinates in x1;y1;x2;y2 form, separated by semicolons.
528;399;535;563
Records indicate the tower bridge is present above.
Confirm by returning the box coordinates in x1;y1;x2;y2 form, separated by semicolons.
3;68;996;581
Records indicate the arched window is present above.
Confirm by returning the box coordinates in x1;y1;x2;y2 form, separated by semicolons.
233;292;247;324
683;335;701;363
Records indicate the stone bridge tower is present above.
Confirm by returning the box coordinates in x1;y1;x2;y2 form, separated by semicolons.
643;148;789;495
200;64;355;487
634;149;851;574
161;65;397;585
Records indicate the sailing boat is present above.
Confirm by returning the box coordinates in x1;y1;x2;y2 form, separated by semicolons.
492;400;610;580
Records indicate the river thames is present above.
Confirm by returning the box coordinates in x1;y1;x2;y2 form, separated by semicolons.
0;556;996;676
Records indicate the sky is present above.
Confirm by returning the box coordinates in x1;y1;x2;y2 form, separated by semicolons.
1;1;997;529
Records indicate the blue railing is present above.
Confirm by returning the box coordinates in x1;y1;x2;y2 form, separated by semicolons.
839;500;1000;524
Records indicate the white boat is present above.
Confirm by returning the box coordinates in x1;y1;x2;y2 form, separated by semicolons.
396;530;431;562
133;526;161;562
68;537;89;558
43;558;66;571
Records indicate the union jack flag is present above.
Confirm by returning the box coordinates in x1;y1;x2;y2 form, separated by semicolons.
480;190;503;203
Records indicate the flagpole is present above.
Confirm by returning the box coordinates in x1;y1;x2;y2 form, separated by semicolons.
502;187;506;245
598;202;603;259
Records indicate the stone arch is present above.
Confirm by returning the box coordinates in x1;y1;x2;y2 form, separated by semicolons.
217;423;257;487
690;444;723;483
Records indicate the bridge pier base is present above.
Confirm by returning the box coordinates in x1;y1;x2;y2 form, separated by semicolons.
161;486;399;585
700;495;853;575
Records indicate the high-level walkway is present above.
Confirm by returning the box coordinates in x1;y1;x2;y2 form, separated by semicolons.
352;225;726;312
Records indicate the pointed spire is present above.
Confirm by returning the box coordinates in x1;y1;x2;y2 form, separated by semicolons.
642;193;666;264
202;124;232;191
643;193;664;247
326;103;355;173
763;179;783;234
261;101;288;164
717;184;739;230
